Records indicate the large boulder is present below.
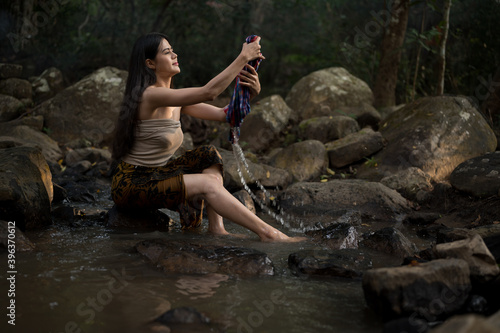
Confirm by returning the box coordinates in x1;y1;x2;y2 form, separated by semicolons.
361;227;418;259
0;78;32;100
357;96;497;182
277;180;412;229
381;167;433;200
285;67;374;122
326;128;384;168
298;115;360;143
0;146;53;230
433;234;500;283
239;95;293;152
135;239;275;276
33;66;127;147
0;63;23;79
334;103;382;129
269;140;327;182
0;94;24;122
449;151;500;197
362;259;472;320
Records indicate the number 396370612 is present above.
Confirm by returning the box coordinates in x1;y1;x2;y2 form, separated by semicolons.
7;222;16;268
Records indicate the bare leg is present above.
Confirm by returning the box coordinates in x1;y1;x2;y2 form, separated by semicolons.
202;165;229;236
183;171;296;241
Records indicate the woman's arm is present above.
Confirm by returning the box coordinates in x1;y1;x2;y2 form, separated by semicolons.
142;38;264;109
181;64;262;121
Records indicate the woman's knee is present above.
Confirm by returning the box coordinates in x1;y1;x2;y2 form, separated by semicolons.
202;173;224;196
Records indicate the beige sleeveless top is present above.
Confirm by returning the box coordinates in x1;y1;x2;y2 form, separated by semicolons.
122;118;183;167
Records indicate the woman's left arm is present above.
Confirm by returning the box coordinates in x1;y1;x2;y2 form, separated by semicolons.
182;64;261;121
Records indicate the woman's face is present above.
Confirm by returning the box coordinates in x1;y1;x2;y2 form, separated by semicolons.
149;38;180;77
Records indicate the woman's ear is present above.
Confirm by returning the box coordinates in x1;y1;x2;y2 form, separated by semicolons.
145;59;155;70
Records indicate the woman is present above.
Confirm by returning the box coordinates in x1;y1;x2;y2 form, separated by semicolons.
112;32;301;242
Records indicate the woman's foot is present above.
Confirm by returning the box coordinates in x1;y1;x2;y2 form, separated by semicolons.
259;228;308;242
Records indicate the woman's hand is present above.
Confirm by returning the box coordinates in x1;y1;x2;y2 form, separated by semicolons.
238;65;261;99
240;37;265;62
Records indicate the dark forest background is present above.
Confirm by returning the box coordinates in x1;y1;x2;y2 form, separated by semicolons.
1;0;499;105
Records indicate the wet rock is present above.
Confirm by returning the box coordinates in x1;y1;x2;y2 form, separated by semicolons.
357;96;497;182
474;224;500;262
135;239;274;276
288;249;371;278
325;128;384;168
107;205;172;230
239;95;293;152
0;146;53;230
449;151;500;197
334;103;382;130
0;94;24;121
436;228;475;244
285;67;374;122
0;221;35;251
64;147;112;167
305;221;360;249
58;180;96;203
433;234;499;283
298;115;359;143
0;78;32;100
361;227;418;259
362;259;471;320
416;224;450;240
0;63;23;79
219;148;292;192
233;190;256;214
33;66;127;147
429;313;500;333
404;212;442;226
30;67;65;103
269;140;327;182
278;180;411;229
156;306;210;324
381;167;433;201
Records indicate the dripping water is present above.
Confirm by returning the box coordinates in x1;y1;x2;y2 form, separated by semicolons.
230;128;319;233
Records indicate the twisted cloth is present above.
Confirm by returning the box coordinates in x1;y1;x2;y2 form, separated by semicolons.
225;35;262;143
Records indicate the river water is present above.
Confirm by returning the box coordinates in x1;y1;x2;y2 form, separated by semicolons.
1;185;389;333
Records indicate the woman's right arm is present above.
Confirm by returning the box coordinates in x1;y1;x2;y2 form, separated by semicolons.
142;38;264;109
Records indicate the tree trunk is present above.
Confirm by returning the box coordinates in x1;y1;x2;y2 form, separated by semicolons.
373;0;410;108
436;0;452;95
411;3;427;102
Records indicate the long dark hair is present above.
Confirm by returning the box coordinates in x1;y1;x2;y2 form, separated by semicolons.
112;32;169;161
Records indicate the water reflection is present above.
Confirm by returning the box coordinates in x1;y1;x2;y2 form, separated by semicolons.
175;273;229;299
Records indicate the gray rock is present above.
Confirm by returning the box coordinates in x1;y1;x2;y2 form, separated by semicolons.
434;234;500;283
449;151;500;197
326;128;384;168
65;147;112;167
381;167;433;200
0;63;23;79
288;249;372;278
269;140;327;182
135;239;275;276
305;221;360;249
156;307;210;325
357;96;497;182
285;67;374;122
362;259;471;320
0;78;32;100
429;313;500;333
298;115;360;143
334;103;382;129
30;67;65;103
278;180;411;229
361;227;418;259
0;94;24;122
0;124;63;162
239;95;293;152
219;148;292;192
0;146;53;230
33;66;127;147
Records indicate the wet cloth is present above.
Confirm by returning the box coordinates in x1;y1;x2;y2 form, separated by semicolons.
122;118;184;167
111;145;224;229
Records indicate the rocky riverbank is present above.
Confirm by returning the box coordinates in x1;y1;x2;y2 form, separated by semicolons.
1;62;499;332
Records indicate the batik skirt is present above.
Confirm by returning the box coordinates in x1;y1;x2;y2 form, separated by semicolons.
111;145;223;229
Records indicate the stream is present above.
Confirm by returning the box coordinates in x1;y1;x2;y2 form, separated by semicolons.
0;183;393;333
